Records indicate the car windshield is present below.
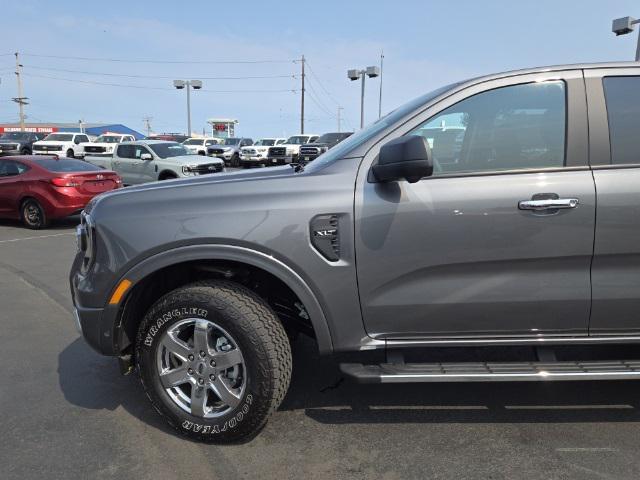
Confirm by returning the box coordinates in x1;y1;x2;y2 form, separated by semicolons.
285;136;309;145
305;82;462;173
0;132;29;140
222;138;241;145
255;139;276;146
183;139;204;145
43;134;73;141
148;142;189;158
95;136;122;143
34;158;101;172
316;133;352;144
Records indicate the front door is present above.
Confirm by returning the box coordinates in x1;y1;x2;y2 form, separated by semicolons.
355;72;596;339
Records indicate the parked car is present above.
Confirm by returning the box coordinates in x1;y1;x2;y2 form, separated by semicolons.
182;137;221;156
266;134;319;165
207;138;253;167
0;131;46;156
32;132;91;159
72;62;640;444
298;132;353;162
84;140;225;185
0;156;121;229
239;138;287;168
77;133;136;159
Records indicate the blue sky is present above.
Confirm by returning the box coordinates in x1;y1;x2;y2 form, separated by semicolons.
1;0;639;138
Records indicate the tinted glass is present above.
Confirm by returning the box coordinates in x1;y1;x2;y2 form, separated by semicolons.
33;159;101;172
183;139;203;145
409;81;566;175
603;76;640;165
95;135;122;143
222;138;241;145
148;142;189;158
117;145;134;158
0;160;27;176
44;134;73;141
0;132;29;140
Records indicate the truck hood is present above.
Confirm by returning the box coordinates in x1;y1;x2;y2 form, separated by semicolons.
34;140;72;145
165;155;224;165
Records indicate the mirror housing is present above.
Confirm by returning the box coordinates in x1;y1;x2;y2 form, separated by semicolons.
140;153;153;160
371;135;433;183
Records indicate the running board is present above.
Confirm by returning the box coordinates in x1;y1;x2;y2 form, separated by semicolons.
340;361;640;383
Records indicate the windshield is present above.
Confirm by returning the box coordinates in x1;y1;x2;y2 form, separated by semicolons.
95;135;122;143
222;138;241;145
285;136;309;145
0;132;29;140
255;139;276;146
316;133;352;144
43;134;73;141
148;142;190;158
305;82;461;173
183;139;204;145
34;158;101;172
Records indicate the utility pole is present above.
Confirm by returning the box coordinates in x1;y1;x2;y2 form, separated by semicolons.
378;50;384;118
337;106;343;132
300;55;305;134
12;52;28;132
143;116;153;137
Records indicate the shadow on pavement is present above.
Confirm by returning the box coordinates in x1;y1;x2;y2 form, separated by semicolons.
0;215;80;231
57;334;640;437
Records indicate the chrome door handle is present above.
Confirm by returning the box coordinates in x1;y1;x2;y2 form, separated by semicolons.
518;198;579;211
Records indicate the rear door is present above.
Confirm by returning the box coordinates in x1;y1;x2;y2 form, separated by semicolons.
355;70;596;339
586;68;640;335
0;161;28;217
113;144;136;184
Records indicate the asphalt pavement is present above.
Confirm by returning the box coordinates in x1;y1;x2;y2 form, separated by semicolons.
2;217;640;479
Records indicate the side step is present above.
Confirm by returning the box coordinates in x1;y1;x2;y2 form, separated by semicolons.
340;361;640;383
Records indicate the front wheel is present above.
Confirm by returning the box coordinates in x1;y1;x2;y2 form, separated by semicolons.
66;149;75;159
136;280;292;443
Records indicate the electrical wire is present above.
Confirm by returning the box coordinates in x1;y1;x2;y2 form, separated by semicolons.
22;53;295;64
24;65;297;80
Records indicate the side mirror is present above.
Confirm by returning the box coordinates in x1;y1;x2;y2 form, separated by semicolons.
371;135;433;184
140;153;153;160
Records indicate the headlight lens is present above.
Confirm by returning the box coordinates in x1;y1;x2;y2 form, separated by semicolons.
77;212;96;275
182;165;198;174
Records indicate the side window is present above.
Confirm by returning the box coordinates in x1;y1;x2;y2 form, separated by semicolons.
117;145;133;158
133;146;151;159
205;140;215;146
0;161;26;177
78;135;89;143
603;76;640;165
409;81;566;175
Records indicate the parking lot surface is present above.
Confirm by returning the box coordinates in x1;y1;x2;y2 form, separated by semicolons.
3;218;640;480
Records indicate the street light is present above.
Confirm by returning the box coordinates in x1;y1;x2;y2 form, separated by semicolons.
173;79;203;136
612;16;640;61
347;66;380;129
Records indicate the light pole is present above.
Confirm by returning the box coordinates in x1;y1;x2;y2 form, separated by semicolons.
173;79;203;136
612;16;640;61
347;66;380;129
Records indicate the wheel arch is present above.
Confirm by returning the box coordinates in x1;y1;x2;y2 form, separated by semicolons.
114;244;333;357
158;169;178;180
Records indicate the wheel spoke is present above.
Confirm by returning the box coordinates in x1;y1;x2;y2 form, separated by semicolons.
193;319;212;356
190;385;208;417
162;333;192;361
159;367;190;388
213;348;243;370
210;377;241;409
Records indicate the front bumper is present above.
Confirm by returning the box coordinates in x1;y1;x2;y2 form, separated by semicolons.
33;151;64;155
0;149;21;156
266;156;293;165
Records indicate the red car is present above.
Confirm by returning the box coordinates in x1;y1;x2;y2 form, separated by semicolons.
0;155;122;229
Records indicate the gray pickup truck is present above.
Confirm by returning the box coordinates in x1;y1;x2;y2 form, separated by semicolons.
71;62;640;443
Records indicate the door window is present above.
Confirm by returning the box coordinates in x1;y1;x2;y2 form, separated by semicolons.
133;146;152;159
603;76;640;165
117;145;134;158
0;161;27;177
409;81;566;176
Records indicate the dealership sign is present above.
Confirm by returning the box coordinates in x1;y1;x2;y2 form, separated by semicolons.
0;126;58;133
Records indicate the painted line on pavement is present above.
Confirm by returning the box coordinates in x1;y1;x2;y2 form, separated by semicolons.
0;232;75;244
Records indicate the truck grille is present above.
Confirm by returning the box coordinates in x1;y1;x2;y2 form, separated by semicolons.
33;144;63;151
0;143;18;150
269;147;286;157
208;148;225;155
300;146;320;156
85;146;106;153
192;163;224;174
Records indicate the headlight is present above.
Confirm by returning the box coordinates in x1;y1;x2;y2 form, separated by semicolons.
77;212;96;275
182;165;198;174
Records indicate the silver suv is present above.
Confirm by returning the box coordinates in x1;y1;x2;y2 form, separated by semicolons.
84;140;225;185
71;62;640;443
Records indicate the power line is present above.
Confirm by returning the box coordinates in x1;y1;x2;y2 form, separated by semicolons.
22;53;295;64
305;80;336;118
22;73;299;93
305;61;342;106
24;65;297;80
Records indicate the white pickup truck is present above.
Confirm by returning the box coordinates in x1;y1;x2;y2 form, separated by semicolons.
78;133;135;159
32;132;91;158
85;140;225;185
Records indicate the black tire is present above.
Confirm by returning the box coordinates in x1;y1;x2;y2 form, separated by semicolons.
66;149;75;159
158;172;177;181
136;280;292;443
232;153;240;168
20;148;30;155
21;198;49;229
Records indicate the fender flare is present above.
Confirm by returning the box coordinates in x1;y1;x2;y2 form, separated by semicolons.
116;244;334;354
